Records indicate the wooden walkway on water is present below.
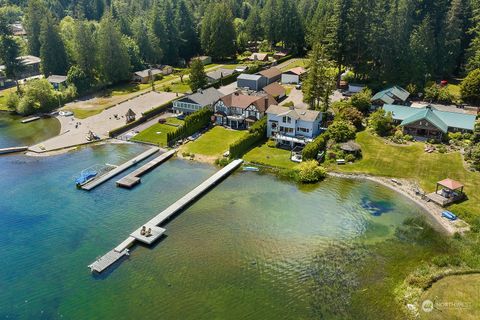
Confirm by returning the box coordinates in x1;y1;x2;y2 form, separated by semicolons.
81;147;159;191
88;159;244;273
0;146;29;155
116;149;176;188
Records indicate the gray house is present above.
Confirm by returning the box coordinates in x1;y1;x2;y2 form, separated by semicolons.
172;87;224;115
206;68;235;83
258;67;282;85
237;74;266;91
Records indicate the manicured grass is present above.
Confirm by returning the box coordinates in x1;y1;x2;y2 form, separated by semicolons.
159;81;191;94
181;126;246;157
280;58;309;71
244;142;298;169
66;108;105;119
0;87;16;111
335;131;480;220
420;274;480;319
131;118;183;147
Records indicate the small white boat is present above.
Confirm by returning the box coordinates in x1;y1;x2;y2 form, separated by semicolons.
243;166;259;172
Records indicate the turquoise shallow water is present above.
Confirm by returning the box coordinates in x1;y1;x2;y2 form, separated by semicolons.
0;144;425;319
0;113;60;148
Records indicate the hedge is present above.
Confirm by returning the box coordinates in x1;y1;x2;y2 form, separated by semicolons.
302;133;328;160
229;117;267;158
166;108;213;145
108;99;174;137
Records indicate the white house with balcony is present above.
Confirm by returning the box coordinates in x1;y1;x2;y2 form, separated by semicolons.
266;105;322;147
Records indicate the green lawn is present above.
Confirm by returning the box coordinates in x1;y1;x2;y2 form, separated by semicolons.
131;117;183;147
244;142;298;169
420;274;480;319
181;126;246;157
335;131;480;220
280;58;309;71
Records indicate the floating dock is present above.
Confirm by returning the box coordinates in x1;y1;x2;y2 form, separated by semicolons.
116;149;176;188
81;147;159;191
88;159;244;273
21;116;41;123
0;146;29;155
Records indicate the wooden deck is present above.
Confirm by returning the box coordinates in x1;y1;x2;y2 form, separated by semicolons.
81;147;159;191
0;146;29;155
88;249;129;273
116;149;176;188
88;159;244;273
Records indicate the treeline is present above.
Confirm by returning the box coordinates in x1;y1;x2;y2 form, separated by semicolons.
1;0;480;89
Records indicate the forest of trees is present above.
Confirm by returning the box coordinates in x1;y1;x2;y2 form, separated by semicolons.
0;0;480;91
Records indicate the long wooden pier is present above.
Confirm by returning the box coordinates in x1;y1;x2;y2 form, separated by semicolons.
116;149;176;188
81;147;159;191
0;146;29;155
21;116;41;123
88;159;244;273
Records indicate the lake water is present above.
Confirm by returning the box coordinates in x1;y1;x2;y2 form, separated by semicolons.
0;143;426;319
0;113;60;148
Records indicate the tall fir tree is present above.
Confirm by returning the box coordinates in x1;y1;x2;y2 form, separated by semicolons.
189;58;207;92
200;2;236;60
39;15;69;76
24;0;48;56
175;0;199;61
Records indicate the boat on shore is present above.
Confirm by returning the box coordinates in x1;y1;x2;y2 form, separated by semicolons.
243;166;259;172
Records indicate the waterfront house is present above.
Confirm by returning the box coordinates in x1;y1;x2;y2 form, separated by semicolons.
383;104;477;139
132;68;163;84
172;87;224;115
266;105;322;147
0;55;41;80
206;68;235;83
248;53;269;62
237;73;266;91
263;82;286;100
281;67;306;84
372;86;410;106
213;91;277;129
47;75;67;90
258;67;282;85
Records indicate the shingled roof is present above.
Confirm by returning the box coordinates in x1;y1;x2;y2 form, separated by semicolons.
219;91;277;113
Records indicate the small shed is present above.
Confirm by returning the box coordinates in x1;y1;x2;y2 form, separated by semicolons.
248;53;269;62
125;109;136;123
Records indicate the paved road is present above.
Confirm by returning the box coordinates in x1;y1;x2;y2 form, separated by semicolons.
29;91;179;153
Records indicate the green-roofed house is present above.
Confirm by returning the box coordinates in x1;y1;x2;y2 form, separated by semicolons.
383;104;477;140
372;86;410;106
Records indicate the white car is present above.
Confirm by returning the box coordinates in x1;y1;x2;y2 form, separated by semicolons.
59;111;74;117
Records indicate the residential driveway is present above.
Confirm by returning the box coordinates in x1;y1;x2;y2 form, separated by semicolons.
282;87;308;109
29;91;179;153
218;82;238;95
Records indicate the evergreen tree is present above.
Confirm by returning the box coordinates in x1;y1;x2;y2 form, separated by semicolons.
0;27;24;92
302;44;336;111
200;2;236;60
160;0;179;64
97;13;131;83
245;6;263;43
189;58;207;92
134;19;162;65
175;0;199;61
24;0;48;56
73;20;97;76
39;15;69;76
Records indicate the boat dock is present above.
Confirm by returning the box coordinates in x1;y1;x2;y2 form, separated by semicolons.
0;146;29;155
88;159;243;273
116;149;176;188
21;116;41;123
81;147;159;191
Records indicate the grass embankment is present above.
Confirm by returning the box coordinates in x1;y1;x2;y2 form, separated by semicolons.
334;131;480;221
181;126;246;158
279;58;309;71
419;274;480;319
131;117;184;147
244;142;298;169
0;87;16;111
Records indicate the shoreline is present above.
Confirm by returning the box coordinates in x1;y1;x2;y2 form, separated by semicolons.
327;172;470;236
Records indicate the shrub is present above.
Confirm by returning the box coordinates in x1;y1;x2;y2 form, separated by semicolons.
438;145;447;153
302;133;328;160
229;118;267;158
424;84;454;103
326;120;356;143
295;160;327;183
350;88;372;113
460;68;480;105
338;106;364;130
368;109;394;136
6;92;19;110
404;134;413;141
166;108;213;145
215;158;231;167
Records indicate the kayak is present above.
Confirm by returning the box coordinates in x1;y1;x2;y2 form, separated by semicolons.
441;211;457;221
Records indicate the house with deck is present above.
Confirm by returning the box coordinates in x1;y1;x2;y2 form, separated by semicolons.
372;86;410;106
172;87;224;115
266;105;322;147
383;104;477;139
213;91;277;129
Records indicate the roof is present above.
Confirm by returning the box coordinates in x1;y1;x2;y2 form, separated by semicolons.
249;53;268;60
263;82;286;97
340;140;361;152
372;86;410;103
258;67;282;79
47;75;67;84
219;91;276;113
197;56;211;61
178;87;224;107
401;108;449;133
437;178;464;190
206;68;235;81
284;67;306;76
134;68;162;78
18;55;41;65
266;105;321;122
383;104;476;131
237;73;262;81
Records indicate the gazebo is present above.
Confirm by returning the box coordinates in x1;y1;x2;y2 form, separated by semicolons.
340;140;361;154
427;178;465;207
125;108;136;123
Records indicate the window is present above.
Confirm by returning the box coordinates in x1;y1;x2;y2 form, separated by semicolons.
298;127;309;133
282;116;291;124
